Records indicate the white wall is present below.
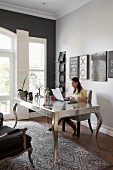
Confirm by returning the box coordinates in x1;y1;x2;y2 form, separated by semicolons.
56;0;113;136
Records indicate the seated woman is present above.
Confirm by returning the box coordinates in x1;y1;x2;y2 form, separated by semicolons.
64;77;87;136
49;77;87;136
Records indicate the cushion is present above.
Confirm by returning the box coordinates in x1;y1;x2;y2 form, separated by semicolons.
0;114;32;160
0;126;31;155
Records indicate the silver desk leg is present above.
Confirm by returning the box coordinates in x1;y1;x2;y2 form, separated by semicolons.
52;112;59;164
13;103;18;129
95;108;102;149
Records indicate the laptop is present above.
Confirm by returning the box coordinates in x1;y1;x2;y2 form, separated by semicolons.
51;88;78;104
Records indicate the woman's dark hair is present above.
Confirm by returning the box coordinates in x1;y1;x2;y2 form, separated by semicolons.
71;77;82;93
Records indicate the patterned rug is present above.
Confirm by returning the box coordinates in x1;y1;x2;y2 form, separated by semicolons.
0;121;112;170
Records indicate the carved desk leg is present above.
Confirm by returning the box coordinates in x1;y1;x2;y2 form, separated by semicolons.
28;147;34;168
13;103;18;129
52;112;59;165
95;108;102;149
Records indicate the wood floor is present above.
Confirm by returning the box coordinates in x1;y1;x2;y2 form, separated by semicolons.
8;116;113;170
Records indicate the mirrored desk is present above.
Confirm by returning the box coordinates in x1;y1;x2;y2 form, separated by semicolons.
13;98;102;164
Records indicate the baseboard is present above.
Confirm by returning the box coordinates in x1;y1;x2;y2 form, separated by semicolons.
81;120;113;137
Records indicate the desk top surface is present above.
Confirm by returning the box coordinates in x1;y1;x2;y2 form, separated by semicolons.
15;97;99;113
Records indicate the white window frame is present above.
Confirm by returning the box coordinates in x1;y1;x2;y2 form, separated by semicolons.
29;36;47;91
0;27;16;119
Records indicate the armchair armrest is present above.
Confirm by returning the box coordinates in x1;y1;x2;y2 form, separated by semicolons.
0;128;27;149
0;112;3;119
0;112;3;127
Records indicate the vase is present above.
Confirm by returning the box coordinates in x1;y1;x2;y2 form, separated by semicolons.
18;91;26;100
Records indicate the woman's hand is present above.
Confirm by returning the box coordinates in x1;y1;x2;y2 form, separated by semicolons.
69;96;75;100
65;96;70;100
66;96;77;101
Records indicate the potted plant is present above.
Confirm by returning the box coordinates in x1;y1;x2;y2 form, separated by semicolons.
18;72;43;100
18;73;31;100
18;89;28;100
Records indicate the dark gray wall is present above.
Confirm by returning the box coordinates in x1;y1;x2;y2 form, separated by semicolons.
0;9;56;89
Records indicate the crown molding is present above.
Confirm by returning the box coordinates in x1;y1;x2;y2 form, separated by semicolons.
0;0;93;20
55;0;93;19
0;2;56;20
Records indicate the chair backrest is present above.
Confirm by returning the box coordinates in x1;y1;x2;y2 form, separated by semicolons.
86;90;92;104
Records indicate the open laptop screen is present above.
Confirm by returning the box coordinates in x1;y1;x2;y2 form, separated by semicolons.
51;88;78;104
51;89;64;101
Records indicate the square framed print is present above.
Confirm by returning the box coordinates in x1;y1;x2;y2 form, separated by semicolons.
59;63;65;72
108;51;113;78
58;51;66;62
91;51;107;81
59;82;65;87
79;55;89;79
59;74;65;83
70;56;79;79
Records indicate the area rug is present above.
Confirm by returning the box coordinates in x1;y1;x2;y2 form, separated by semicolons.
0;121;112;170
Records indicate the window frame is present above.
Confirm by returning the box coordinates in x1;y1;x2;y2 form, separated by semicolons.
29;36;47;91
0;27;16;118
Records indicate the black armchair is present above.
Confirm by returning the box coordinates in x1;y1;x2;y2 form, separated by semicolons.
0;112;33;166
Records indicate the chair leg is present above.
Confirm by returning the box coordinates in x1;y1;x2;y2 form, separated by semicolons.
58;118;62;125
62;118;65;132
77;121;80;137
88;118;93;133
47;116;50;123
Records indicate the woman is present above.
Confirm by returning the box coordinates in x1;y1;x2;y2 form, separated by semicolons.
68;77;87;103
64;77;87;136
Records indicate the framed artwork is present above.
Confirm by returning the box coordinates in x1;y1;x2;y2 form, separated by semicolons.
79;55;89;79
58;51;66;62
91;51;107;81
59;63;65;72
59;74;65;83
59;82;65;87
108;51;113;78
70;56;79;79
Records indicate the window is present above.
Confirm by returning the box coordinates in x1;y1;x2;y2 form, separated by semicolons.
0;57;10;95
29;37;47;96
0;28;47;119
0;27;15;117
0;33;12;50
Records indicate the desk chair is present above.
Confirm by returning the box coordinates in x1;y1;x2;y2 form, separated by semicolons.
62;90;93;137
